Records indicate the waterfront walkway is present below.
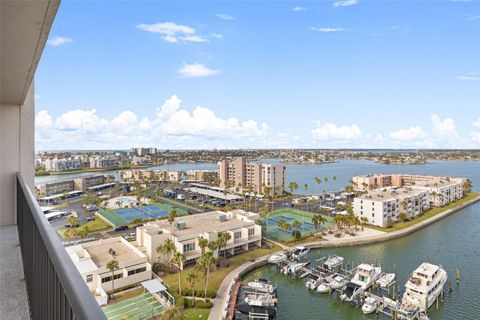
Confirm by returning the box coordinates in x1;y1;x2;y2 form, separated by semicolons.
208;193;480;320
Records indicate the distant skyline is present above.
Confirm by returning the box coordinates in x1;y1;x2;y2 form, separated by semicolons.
35;1;480;150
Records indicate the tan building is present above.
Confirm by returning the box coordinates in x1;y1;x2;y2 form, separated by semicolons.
66;237;151;305
218;157;285;196
135;209;262;269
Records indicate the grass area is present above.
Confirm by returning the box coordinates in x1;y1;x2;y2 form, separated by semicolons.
367;192;480;233
163;245;281;296
183;308;210;320
114;287;144;302
58;217;111;236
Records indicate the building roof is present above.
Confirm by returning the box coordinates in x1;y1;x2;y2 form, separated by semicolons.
184;187;243;201
357;187;427;201
84;239;143;267
142;279;166;294
141;210;257;241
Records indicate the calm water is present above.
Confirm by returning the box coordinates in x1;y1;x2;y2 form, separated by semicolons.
242;160;480;320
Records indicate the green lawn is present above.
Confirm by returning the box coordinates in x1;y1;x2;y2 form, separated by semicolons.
58;217;111;236
114;287;144;302
163;245;281;296
183;308;210;320
367;192;479;233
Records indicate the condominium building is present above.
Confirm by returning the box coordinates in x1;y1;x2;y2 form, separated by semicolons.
353;187;430;227
89;156;118;168
131;147;157;156
45;157;82;171
35;174;109;197
352;174;465;207
66;237;151;305
185;169;216;182
218;157;285;196
122;169;182;182
135;209;262;269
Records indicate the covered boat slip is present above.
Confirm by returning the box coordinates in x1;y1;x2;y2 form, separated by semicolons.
141;279;175;307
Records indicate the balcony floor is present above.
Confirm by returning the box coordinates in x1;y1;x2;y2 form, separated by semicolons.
0;225;30;320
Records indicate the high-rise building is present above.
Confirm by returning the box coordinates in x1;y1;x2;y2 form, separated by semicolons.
218;157;285;196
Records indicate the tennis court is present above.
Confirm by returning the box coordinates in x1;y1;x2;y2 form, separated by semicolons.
264;208;333;241
97;202;188;227
102;292;164;320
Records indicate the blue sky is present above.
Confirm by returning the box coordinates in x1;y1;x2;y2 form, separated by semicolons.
35;0;480;150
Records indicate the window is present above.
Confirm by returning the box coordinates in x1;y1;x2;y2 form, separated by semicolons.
128;267;147;276
248;228;255;236
86;274;93;283
234;231;242;239
101;273;123;283
183;242;195;252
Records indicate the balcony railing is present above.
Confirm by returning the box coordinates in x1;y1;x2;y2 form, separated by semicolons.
16;174;106;320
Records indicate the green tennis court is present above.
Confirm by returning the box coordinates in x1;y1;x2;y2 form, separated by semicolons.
97;202;188;227
102;292;164;320
263;208;334;241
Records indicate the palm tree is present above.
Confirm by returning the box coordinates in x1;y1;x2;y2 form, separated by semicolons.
198;236;208;255
324;177;328;190
171;252;186;295
314;177;321;193
106;259;119;299
157;238;176;268
186;271;198;305
77;225;89;243
292;220;301;230
67;215;79;228
198;251;215;298
167;207;177;236
288;181;298;195
62;228;77;244
218;232;232;263
333;176;337;191
160;306;184;320
312;214;327;233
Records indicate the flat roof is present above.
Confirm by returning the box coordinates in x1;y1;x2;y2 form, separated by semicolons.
358;187;427;201
87;182;116;190
142;210;256;240
142;279;166;294
38;190;83;200
189;182;224;192
185;187;243;201
85;240;141;267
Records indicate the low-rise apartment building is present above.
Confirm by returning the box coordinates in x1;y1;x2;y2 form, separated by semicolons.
136;209;262;269
89;156;118;168
66;237;151;305
35;174;109;197
45;157;83;171
353;187;430;227
122;169;182;182
218;157;285;196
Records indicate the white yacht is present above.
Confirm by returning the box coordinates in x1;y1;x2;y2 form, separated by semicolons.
305;276;322;290
400;262;448;312
376;273;396;288
340;264;382;301
323;255;344;271
246;278;276;294
316;282;331;293
329;275;348;289
245;293;277;307
268;252;287;264
291;246;310;260
362;297;378;315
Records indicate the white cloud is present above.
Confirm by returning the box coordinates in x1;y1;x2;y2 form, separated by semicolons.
311;122;362;141
311;27;345;33
137;22;207;43
389;126;426;141
431;114;459;139
216;13;234;21
333;0;358;7
474;118;480;128
455;75;480;81
177;63;221;78
292;7;306;12
35;96;269;149
471;132;480;144
47;36;73;47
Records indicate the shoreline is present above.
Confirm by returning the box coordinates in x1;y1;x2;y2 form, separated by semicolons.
208;193;480;320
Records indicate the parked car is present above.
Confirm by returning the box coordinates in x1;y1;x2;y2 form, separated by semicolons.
114;225;128;232
86;216;95;222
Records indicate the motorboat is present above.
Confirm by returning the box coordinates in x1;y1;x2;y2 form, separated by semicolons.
235;304;276;319
329;275;348;290
316;282;331;293
340;264;381;302
268;252;288;264
362;297;378;315
281;261;309;275
305;276;321;290
246;278;276;294
376;273;396;288
400;262;448;312
245;293;277;307
323;255;344;271
291;246;310;260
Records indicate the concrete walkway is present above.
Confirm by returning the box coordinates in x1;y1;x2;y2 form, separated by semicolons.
208;194;480;320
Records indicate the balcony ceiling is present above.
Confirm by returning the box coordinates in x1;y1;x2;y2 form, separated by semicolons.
0;0;60;105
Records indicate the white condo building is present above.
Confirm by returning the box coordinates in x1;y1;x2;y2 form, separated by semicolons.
66;237;151;305
135;209;262;269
